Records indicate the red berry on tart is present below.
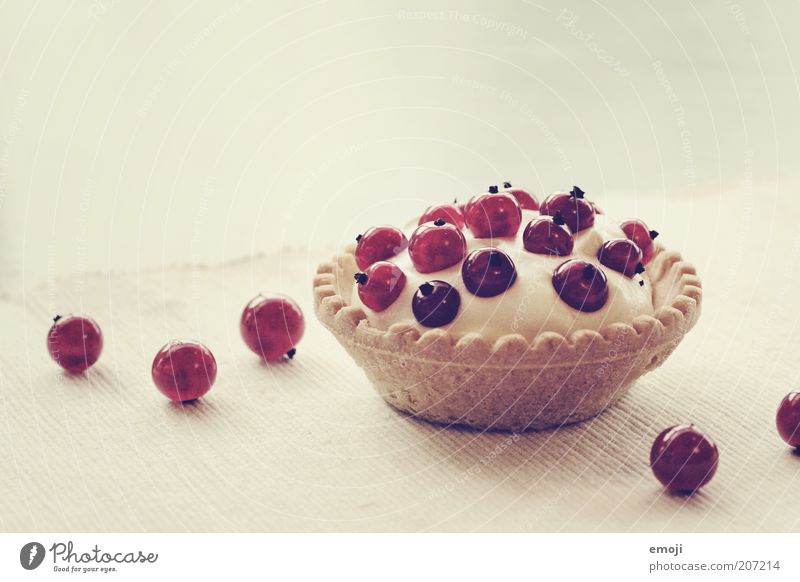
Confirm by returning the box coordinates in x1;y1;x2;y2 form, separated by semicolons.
621;219;659;264
776;392;800;449
461;248;517;298
355;226;409;270
501;181;539;210
598;238;645;278
551;259;609;313
355;261;406;312
523;211;574;256
408;219;467;273
464;186;523;239
412;281;461;327
540;186;595;232
418;203;465;229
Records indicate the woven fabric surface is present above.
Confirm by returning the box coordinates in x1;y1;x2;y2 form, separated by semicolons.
1;191;799;533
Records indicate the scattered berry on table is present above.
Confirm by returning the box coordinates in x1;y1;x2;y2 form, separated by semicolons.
650;424;719;494
46;314;103;373
151;340;217;402
552;259;609;312
240;295;305;361
355;262;406;312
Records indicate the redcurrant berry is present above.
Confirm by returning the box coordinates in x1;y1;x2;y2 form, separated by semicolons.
522;212;574;256
408;219;467;273
240;295;305;361
464;187;522;238
411;281;461;327
540;186;595;232
650;424;719;494
501;181;539;210
355;261;406;312
418;203;465;229
46;314;103;373
461;248;517;297
621;219;659;264
151;340;217;402
597;238;645;278
354;226;408;270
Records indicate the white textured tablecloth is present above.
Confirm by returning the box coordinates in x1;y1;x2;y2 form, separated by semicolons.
1;190;799;533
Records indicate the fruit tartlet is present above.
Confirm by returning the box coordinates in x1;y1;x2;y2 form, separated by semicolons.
314;185;702;431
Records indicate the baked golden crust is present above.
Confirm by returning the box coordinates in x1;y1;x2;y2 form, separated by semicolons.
313;246;701;431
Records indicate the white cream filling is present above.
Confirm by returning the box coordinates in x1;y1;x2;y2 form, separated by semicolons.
350;210;654;339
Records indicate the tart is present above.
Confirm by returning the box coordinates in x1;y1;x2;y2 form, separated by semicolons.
314;185;702;431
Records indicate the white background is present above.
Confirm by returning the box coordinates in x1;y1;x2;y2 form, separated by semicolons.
1;0;799;291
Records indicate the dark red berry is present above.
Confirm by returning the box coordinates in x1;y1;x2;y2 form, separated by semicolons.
540;186;595;232
354;226;408;270
355;261;406;312
418;203;465;229
551;259;608;312
151;340;217;402
464;191;522;238
461;248;517;298
240;295;305;361
411;281;461;327
650;425;719;494
776;392;800;448
46;315;103;373
502;181;539;210
408;220;467;273
597;238;644;278
522;213;574;256
621;219;659;264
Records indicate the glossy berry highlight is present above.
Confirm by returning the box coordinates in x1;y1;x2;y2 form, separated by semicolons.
552;259;608;312
151;340;217;402
502;182;539;210
523;213;574;256
540;186;595;232
240;295;305;361
354;226;408;270
46;315;103;373
464;190;522;238
776;392;800;448
461;248;517;298
650;424;719;494
597;238;645;278
408;220;467;273
411;281;461;327
355;261;406;312
418;203;465;229
621;219;659;264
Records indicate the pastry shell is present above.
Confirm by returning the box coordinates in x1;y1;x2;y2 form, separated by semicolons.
313;245;702;431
